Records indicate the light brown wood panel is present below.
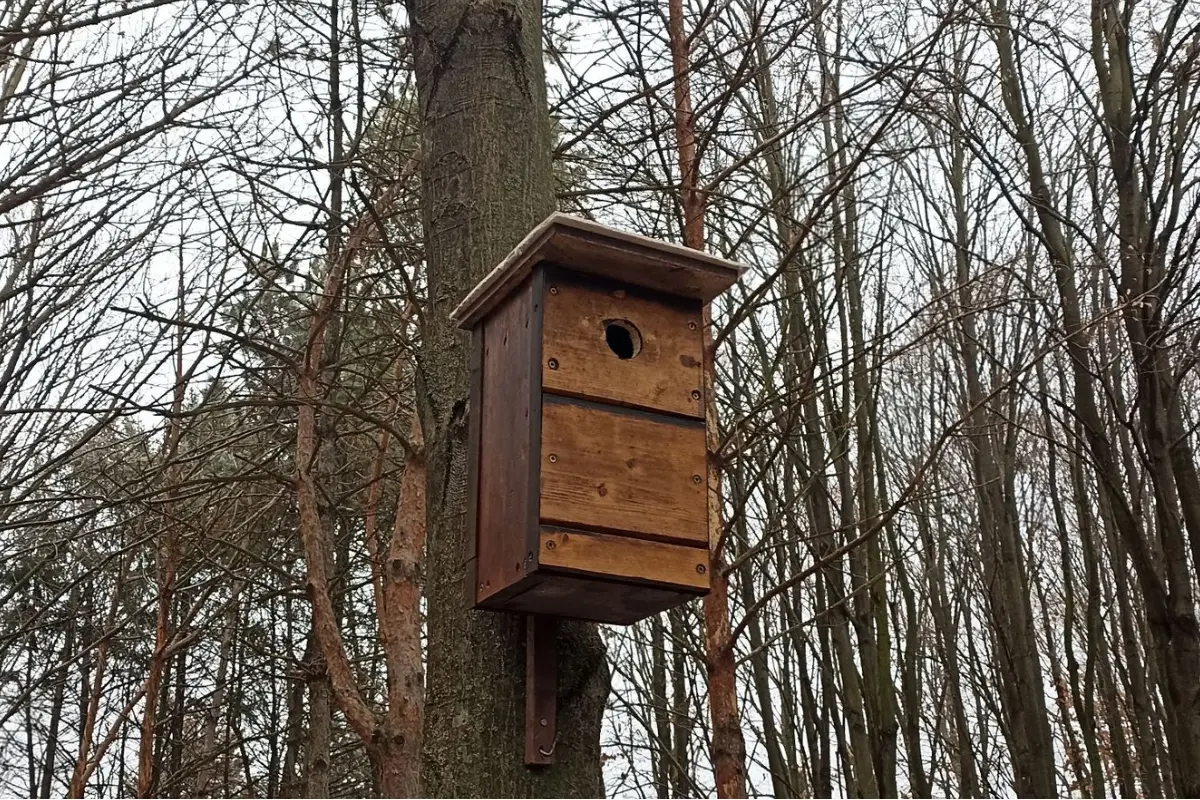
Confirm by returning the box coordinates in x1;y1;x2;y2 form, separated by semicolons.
539;528;709;591
542;277;704;418
539;399;708;544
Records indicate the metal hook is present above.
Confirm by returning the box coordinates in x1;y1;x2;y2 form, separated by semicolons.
538;732;560;758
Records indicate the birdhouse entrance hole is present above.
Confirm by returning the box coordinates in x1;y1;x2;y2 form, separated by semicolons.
604;318;641;360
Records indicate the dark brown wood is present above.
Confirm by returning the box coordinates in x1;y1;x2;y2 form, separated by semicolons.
539;397;708;545
542;273;704;418
475;572;542;608
476;279;536;602
539;528;708;591
450;213;745;329
527;267;546;586
464;328;484;606
503;574;701;625
525;616;557;766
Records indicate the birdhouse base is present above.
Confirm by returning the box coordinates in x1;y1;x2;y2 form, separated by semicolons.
477;530;707;624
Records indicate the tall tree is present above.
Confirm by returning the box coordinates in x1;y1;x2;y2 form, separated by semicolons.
407;1;611;795
666;1;747;796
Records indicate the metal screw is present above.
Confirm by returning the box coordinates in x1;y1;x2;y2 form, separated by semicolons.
692;474;702;484
546;540;557;550
696;564;707;574
688;321;697;330
549;286;558;295
548;358;559;370
690;390;701;401
540;718;548;727
548;453;558;463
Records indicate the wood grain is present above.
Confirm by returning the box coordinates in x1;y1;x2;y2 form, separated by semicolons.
476;280;535;602
450;212;745;328
464;328;483;605
539;528;709;591
542;276;704;418
500;573;701;625
539;399;708;544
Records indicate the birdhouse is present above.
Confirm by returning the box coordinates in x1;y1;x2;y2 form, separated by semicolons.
452;213;744;626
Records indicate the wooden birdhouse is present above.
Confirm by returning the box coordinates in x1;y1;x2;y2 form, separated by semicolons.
452;213;744;626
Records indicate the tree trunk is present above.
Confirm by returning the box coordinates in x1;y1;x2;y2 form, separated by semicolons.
650;616;672;799
665;3;746;795
197;592;241;796
304;655;332;798
39;612;74;798
137;298;187;798
669;608;693;797
407;1;610;795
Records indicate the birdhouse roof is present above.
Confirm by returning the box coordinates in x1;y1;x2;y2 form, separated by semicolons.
450;213;746;329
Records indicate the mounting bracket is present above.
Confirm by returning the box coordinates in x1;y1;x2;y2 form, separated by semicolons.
525;615;557;766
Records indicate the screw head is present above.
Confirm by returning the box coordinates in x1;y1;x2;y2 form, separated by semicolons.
688;321;697;330
548;453;558;463
546;540;557;550
540;718;548;727
548;358;559;370
690;390;701;401
549;286;558;295
696;564;707;574
692;474;703;484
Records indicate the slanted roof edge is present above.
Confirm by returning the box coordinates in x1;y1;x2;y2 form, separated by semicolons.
449;213;745;329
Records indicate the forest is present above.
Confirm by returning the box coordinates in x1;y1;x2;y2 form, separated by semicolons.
1;0;1199;797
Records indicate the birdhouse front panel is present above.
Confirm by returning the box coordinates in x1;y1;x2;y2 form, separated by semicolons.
538;398;708;545
540;273;705;418
455;214;744;625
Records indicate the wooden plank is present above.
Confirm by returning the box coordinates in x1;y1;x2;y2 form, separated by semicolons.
543;229;737;305
525;616;557;766
464;328;483;606
450;213;745;328
542;275;704;418
501;573;700;625
539;528;708;591
476;280;535;602
539;399;708;544
526;267;546;582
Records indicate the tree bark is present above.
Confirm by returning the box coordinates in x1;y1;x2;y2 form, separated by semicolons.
407;1;610;795
665;2;746;795
39;611;74;798
137;290;187;798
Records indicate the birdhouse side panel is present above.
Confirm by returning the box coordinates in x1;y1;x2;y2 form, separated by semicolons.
474;278;541;604
541;270;704;418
